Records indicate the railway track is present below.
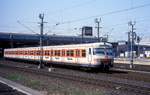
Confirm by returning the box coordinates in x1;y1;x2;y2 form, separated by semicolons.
0;62;150;95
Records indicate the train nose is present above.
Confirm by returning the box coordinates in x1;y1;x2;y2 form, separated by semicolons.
94;58;110;64
105;55;108;59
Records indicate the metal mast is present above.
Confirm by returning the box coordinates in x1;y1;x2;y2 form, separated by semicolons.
128;21;136;69
38;13;45;69
95;18;102;42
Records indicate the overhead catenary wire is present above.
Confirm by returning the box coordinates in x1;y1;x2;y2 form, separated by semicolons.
56;3;150;25
46;17;150;33
17;20;39;35
104;17;150;29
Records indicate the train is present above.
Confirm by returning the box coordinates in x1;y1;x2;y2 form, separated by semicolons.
4;42;114;70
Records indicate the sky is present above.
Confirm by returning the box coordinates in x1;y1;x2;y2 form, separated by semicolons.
0;0;150;42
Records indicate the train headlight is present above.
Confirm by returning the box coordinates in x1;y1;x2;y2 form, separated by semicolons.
94;59;101;64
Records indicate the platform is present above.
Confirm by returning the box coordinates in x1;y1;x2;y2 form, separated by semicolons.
114;58;150;72
0;76;43;95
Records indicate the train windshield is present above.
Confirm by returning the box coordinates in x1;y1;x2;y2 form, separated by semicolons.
93;48;113;56
106;48;113;56
93;48;105;55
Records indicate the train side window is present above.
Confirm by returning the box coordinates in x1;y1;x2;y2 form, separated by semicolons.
51;50;53;56
70;50;74;57
22;51;24;55
47;50;50;56
44;50;49;56
62;50;65;57
31;51;33;55
58;50;60;56
48;50;51;56
54;50;56;56
66;50;74;57
76;50;80;57
25;51;27;55
54;50;60;56
20;51;22;55
16;51;17;55
37;50;40;55
82;50;86;57
67;50;69;56
27;51;29;55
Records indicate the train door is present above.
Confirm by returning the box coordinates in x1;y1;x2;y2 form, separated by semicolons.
75;49;79;64
61;49;65;63
88;48;92;63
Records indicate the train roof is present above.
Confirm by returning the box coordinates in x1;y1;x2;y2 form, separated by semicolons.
5;42;112;50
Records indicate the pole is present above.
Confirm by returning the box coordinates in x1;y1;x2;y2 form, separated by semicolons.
10;33;13;48
128;21;136;69
95;18;102;42
137;36;140;57
128;32;130;58
82;30;83;43
97;21;100;41
38;13;45;69
131;27;133;68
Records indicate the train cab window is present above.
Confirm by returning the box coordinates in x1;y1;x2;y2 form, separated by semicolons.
93;48;105;55
106;49;113;56
81;50;86;57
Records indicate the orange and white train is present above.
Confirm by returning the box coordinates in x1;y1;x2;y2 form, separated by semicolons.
4;42;114;70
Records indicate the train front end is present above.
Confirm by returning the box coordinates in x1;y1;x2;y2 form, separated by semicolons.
92;43;114;70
